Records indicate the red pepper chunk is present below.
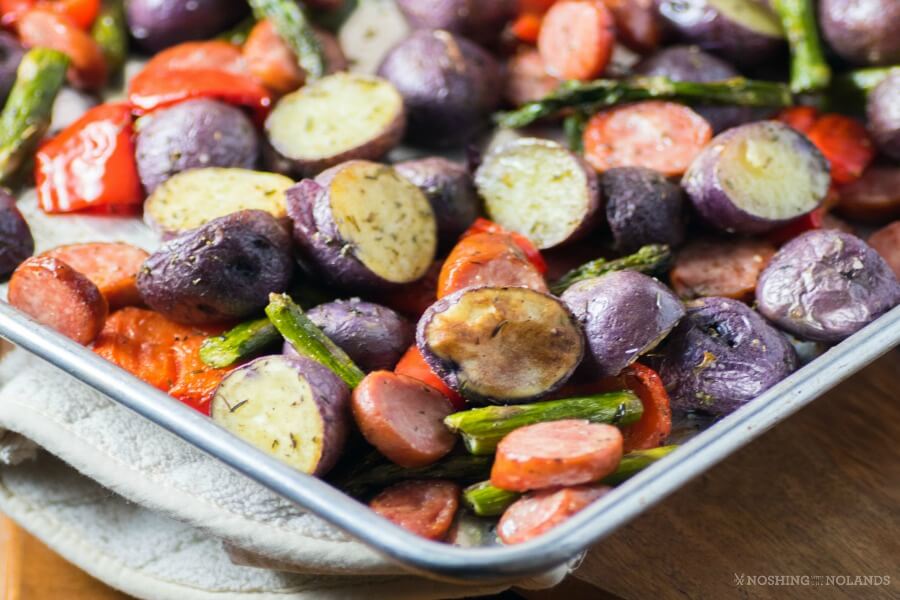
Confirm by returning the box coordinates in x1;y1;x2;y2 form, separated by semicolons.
2;0;98;29
463;217;548;274
36;102;142;214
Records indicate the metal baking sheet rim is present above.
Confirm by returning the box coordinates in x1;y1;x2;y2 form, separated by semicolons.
0;302;897;584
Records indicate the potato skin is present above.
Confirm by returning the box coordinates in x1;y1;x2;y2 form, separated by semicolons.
125;0;248;52
867;74;900;161
657;296;797;415
377;30;502;148
561;271;685;377
137;210;294;325
136;99;260;194
395;0;515;44
0;189;34;278
394;157;480;249
0;32;24;105
601;167;686;253
756;230;900;343
819;0;900;65
284;299;414;372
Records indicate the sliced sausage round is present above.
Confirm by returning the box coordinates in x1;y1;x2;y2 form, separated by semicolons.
352;371;456;468
369;480;460;541
498;484;610;545
41;242;150;309
868;221;900;280
670;237;777;302
491;420;623;492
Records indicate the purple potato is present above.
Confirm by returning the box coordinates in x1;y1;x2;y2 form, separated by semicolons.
657;296;797;415
286;161;437;291
601;167;686;252
284;298;414;372
125;0;248;52
377;30;502;148
137;210;294;324
394;157;480;248
819;0;900;66
395;0;515;44
756;230;900;343
211;354;349;476
655;0;785;67
683;121;830;234
561;271;685;377
866;73;900;161
0;190;33;278
0;32;24;105
135;99;260;194
633;45;769;132
417;286;584;404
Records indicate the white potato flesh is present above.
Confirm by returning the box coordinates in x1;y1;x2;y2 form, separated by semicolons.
476;139;594;249
145;168;292;233
211;357;326;474
710;0;784;37
717;126;829;220
328;162;437;283
266;73;403;161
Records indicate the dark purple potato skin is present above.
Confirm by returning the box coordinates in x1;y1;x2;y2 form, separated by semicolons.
137;210;294;325
125;0;248;52
394;157;480;248
601;167;686;252
867;74;900;161
819;0;900;65
0;190;33;279
0;32;24;105
135;99;260;194
756;230;900;343
657;296;797;415
284;299;414;372
377;30;502;148
395;0;515;44
633;45;768;132
683;122;828;234
562;271;685;377
655;0;784;67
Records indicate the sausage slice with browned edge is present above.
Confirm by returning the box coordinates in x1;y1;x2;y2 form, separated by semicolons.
498;484;611;544
670;237;776;302
369;480;460;541
352;371;456;468
42;242;149;308
8;256;108;344
491;420;623;492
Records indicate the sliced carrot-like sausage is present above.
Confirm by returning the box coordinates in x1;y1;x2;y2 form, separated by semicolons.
868;221;900;280
498;484;610;544
670;237;776;302
8;256;108;344
41;242;149;309
583;101;712;176
394;345;466;411
776;106;818;134
243;19;305;95
510;12;543;44
438;232;548;299
491;420;623;492
600;0;661;53
352;371;457;468
538;0;615;81
504;49;561;107
836;166;900;223
369;480;460;541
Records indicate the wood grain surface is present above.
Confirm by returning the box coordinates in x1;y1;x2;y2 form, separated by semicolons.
1;352;897;600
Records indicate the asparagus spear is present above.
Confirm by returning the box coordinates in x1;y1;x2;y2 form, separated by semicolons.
462;445;679;516
444;391;643;455
0;48;69;183
265;293;365;388
200;318;281;368
550;244;672;295
91;0;128;75
563;111;588;153
248;0;325;80
496;76;793;129
335;453;494;498
772;0;831;93
218;16;256;46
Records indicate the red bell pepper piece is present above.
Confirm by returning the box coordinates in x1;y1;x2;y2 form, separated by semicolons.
2;0;99;29
775;105;818;134
805;114;875;185
462;217;548;274
35;102;143;214
511;12;543;43
17;7;106;89
766;207;826;246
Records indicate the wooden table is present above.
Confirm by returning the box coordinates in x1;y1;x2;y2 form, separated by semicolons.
2;352;897;600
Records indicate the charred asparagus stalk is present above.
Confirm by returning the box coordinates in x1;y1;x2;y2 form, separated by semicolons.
0;48;69;182
496;76;793;129
772;0;831;93
462;445;680;516
91;0;128;75
335;453;494;498
265;293;365;388
551;244;672;295
248;0;325;80
444;391;643;455
200;318;280;368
